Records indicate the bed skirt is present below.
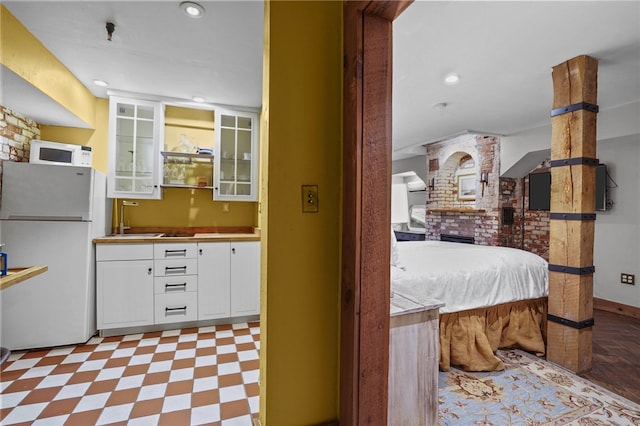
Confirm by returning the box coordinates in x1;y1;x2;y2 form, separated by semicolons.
439;298;547;372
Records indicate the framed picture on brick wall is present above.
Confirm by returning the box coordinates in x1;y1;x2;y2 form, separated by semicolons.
457;174;476;201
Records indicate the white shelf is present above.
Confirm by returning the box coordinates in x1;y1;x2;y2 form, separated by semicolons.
161;184;214;189
161;151;213;189
161;151;214;162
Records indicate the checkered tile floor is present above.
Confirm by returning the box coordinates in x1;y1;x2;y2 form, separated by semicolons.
0;321;260;425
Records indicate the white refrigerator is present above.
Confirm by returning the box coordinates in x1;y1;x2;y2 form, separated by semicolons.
0;162;111;350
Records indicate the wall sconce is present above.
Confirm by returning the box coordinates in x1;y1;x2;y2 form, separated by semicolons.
428;177;435;191
480;172;489;196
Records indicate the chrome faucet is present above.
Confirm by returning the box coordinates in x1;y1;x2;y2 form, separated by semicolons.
119;200;139;234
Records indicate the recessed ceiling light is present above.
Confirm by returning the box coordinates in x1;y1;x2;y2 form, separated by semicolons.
93;79;109;87
180;1;204;18
192;96;205;103
444;74;460;85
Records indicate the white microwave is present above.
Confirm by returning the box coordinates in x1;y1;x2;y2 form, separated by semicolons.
29;140;93;167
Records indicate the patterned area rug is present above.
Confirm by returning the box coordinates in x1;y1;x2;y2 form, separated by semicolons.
438;350;640;425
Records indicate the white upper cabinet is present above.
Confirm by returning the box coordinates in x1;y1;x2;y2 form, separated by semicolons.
213;107;259;202
108;96;163;199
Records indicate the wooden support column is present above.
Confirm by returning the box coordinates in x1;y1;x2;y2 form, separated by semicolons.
342;1;412;424
547;55;598;374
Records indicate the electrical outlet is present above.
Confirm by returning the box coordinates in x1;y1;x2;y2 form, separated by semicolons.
621;273;635;285
301;185;319;213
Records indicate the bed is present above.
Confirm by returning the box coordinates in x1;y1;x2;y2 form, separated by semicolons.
390;235;548;372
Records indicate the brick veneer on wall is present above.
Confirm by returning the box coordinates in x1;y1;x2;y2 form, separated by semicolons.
0;104;40;191
0;105;38;162
423;133;550;258
425;134;501;246
498;175;550;261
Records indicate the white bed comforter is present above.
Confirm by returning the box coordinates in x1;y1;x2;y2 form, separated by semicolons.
391;241;548;314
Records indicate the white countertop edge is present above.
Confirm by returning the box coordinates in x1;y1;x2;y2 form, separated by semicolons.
390;290;444;316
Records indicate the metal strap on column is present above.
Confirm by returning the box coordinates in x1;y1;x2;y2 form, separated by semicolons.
549;157;599;167
549;213;596;221
551;102;599;117
548;264;595;275
547;314;594;330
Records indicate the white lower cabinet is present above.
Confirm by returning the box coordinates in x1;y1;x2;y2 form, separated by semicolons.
230;242;260;316
96;244;154;329
197;242;231;320
97;239;259;332
198;241;260;320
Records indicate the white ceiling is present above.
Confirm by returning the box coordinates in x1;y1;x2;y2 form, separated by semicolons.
393;1;640;158
2;1;639;158
1;0;264;127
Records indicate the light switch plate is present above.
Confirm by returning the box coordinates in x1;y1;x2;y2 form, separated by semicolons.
302;185;319;213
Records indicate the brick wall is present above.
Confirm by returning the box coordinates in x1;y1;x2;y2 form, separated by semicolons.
497;174;550;260
1;105;39;162
425;134;501;246
423;133;550;256
0;105;40;192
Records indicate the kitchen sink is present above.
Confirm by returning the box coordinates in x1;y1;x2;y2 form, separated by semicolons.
160;232;196;238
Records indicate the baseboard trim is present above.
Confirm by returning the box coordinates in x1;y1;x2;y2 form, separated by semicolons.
594;298;640;320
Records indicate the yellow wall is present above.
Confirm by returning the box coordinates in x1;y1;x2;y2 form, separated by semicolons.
0;5;95;128
261;2;342;424
258;1;271;420
121;189;257;229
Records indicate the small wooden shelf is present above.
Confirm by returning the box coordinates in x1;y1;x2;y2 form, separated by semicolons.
0;266;48;291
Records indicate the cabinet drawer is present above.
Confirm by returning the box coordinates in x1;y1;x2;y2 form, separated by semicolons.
97;243;153;261
154;292;198;324
154;275;198;294
154;243;197;259
154;258;198;277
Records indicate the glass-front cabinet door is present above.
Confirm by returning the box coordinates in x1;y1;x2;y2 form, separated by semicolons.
214;107;259;201
108;96;163;199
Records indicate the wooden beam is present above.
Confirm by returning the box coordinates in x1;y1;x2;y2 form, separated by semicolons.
547;55;598;374
342;2;366;423
342;1;412;424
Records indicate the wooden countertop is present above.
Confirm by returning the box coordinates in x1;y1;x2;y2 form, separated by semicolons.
94;228;261;244
0;266;48;291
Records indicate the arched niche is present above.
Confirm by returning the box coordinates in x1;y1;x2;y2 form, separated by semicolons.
438;150;478;208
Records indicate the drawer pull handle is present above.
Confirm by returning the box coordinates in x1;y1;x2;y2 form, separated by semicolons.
165;283;187;291
165;266;187;274
165;306;187;313
165;249;187;256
